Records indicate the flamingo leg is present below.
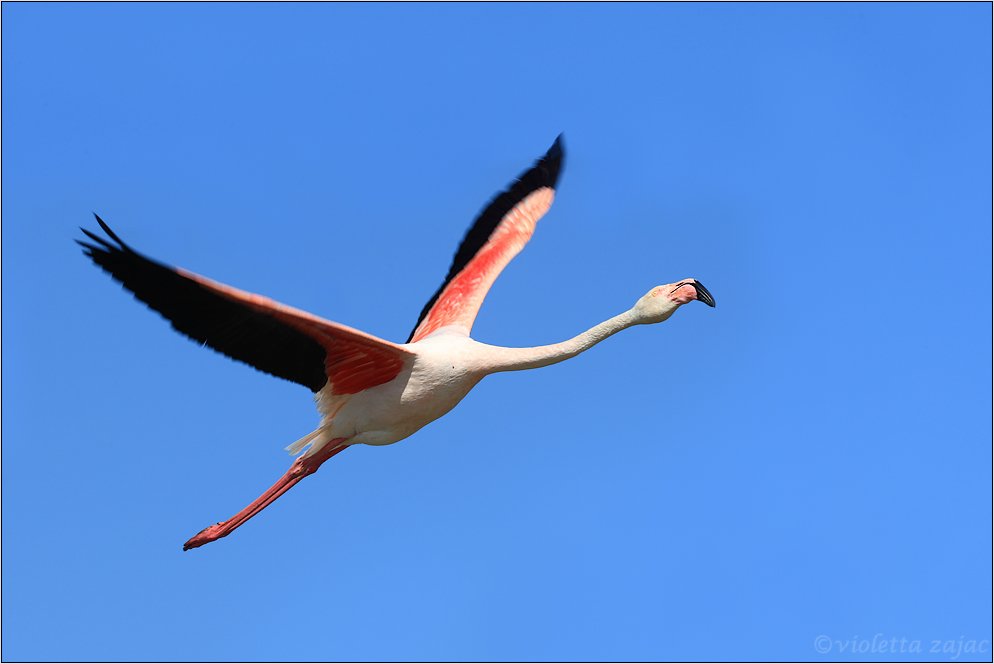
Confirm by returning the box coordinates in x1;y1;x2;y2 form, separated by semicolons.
183;439;350;550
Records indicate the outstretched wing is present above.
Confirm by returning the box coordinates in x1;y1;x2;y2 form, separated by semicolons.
407;135;564;343
78;216;413;394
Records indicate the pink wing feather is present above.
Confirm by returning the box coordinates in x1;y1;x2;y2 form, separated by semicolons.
408;136;564;343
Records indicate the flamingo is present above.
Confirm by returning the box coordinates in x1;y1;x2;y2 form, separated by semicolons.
77;136;715;550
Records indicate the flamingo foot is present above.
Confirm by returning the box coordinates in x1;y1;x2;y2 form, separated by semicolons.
183;439;350;550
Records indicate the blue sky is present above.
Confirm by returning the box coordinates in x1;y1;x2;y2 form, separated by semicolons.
2;4;990;661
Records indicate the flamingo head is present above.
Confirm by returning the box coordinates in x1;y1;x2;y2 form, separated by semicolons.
633;279;715;324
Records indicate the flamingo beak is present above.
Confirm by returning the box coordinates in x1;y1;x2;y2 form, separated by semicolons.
691;280;716;307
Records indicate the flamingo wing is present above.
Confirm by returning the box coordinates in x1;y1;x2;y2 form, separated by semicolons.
407;135;564;343
78;216;413;394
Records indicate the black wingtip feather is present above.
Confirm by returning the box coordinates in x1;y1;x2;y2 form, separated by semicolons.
93;213;130;251
545;134;564;187
80;226;116;249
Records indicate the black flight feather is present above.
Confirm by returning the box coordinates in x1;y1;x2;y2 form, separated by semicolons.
79;215;329;391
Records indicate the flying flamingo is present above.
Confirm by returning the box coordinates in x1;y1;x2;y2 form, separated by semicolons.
77;136;715;550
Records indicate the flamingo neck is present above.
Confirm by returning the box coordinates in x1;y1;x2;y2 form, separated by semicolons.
482;309;638;373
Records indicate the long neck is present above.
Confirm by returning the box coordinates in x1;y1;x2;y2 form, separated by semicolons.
481;309;638;373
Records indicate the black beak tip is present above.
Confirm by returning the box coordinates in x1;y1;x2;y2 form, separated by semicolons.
693;280;716;308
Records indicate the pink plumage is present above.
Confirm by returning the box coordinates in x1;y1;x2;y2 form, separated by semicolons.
77;135;715;549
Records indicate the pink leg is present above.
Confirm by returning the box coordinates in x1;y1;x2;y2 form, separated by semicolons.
183;439;350;551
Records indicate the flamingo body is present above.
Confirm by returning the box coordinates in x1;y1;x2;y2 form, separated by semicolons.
311;332;486;449
77;136;715;550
